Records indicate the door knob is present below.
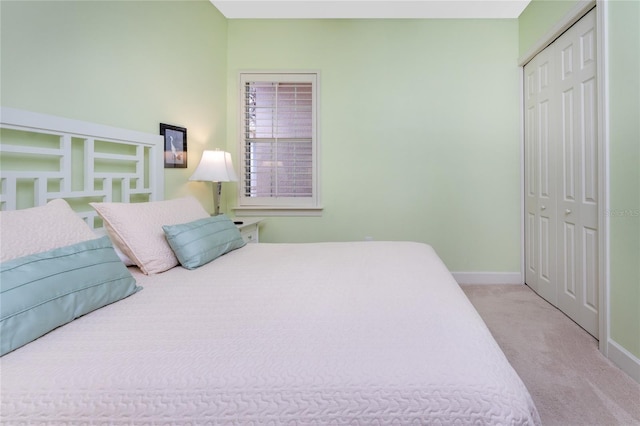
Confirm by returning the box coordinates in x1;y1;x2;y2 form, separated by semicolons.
565;209;572;215
541;205;547;210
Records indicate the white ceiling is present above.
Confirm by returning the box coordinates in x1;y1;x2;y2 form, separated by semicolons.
210;0;531;19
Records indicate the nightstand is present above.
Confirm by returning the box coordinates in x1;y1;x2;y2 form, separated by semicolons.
234;217;263;244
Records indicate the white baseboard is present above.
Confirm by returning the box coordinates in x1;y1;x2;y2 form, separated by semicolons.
607;339;640;384
452;272;522;285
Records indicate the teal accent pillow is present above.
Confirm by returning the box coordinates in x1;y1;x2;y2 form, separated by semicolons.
0;236;141;356
163;214;247;270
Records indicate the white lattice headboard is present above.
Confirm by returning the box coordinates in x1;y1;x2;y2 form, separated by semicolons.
0;107;164;228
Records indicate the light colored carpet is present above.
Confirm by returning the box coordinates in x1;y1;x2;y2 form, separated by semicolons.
461;284;640;426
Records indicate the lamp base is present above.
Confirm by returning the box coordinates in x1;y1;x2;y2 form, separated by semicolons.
212;181;222;216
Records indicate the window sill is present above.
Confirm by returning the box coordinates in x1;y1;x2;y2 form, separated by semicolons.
233;206;324;217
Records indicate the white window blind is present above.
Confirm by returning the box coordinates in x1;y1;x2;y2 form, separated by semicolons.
239;72;320;213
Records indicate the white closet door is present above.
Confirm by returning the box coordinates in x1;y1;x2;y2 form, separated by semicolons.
524;46;558;306
524;8;598;338
555;9;599;337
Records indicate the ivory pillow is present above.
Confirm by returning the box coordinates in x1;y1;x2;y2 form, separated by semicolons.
0;199;96;262
90;197;209;274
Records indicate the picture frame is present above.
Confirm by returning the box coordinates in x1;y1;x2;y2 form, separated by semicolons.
160;123;187;168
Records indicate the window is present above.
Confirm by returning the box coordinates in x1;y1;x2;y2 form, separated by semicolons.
238;72;320;215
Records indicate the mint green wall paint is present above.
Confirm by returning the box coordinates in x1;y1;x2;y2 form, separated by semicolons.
518;0;577;57
0;0;228;213
519;0;640;359
607;0;640;359
226;19;521;272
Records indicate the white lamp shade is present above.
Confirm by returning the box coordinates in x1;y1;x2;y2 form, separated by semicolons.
189;150;238;182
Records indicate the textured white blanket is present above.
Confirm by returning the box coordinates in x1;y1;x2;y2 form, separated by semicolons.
0;242;540;425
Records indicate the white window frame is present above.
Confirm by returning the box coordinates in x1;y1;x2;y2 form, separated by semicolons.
235;71;322;217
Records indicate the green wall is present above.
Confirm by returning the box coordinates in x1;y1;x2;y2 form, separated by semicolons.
607;0;640;360
0;3;524;273
226;19;521;272
0;0;229;213
519;0;640;360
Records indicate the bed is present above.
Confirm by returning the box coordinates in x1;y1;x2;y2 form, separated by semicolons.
0;108;540;425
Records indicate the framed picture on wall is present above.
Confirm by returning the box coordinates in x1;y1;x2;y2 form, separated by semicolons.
160;123;187;168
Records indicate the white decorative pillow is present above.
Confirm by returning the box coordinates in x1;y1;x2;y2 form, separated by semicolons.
0;199;96;262
90;197;209;275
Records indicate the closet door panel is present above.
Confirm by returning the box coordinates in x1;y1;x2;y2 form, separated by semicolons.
537;55;558;306
563;222;577;297
524;50;557;305
557;34;579;315
555;8;599;337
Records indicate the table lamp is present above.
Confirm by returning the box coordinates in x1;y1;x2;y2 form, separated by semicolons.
189;150;238;215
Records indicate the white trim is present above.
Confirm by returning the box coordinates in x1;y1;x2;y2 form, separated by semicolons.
519;69;526;287
452;272;522;285
236;71;321;213
607;339;640;384
518;0;596;67
595;0;610;357
233;206;323;217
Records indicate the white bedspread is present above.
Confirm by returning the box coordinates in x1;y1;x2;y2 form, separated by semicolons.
0;242;540;425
